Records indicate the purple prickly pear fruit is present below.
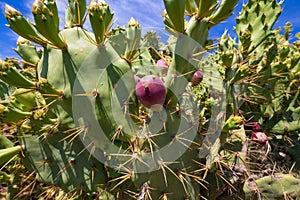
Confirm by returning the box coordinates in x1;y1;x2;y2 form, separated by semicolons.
156;59;169;75
251;131;268;144
135;75;166;110
190;70;203;87
134;74;141;84
252;122;261;132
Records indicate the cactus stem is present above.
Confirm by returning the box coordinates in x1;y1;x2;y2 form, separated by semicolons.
197;0;217;20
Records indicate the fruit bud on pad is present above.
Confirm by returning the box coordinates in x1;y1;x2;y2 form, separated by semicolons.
191;70;203;87
135;75;166;111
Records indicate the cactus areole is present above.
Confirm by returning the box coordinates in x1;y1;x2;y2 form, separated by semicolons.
135;75;166;110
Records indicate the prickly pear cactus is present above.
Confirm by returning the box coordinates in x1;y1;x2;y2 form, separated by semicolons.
201;0;300;199
2;0;299;199
244;173;300;199
0;0;239;199
236;0;282;54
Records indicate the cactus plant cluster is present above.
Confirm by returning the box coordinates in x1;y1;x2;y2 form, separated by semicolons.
0;0;300;199
0;0;240;199
195;0;300;199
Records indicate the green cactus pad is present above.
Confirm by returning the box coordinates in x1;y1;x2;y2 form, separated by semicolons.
236;0;282;53
20;132;108;193
244;173;300;199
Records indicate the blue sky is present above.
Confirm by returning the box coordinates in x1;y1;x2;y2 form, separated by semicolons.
0;0;299;59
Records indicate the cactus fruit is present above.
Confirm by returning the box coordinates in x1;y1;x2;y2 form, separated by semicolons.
251;131;268;145
250;122;268;144
252;122;261;132
190;70;203;87
135;75;166;110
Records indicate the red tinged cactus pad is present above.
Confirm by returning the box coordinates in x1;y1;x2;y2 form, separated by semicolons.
135;75;166;110
190;70;203;87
